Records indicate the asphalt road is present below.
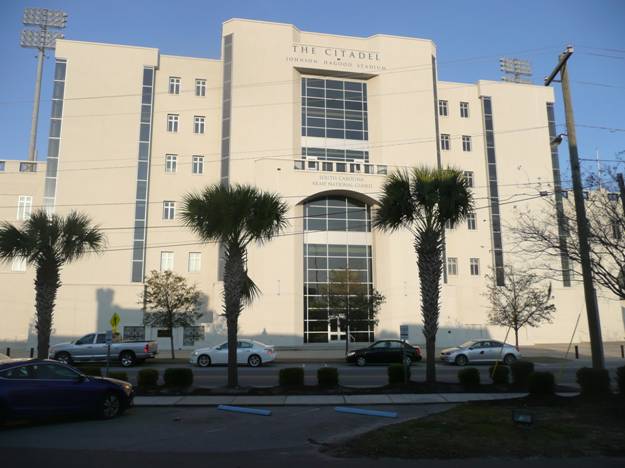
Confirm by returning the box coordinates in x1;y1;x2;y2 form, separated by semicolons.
97;360;625;388
1;406;623;468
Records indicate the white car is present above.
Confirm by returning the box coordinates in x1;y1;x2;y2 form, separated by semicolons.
190;340;276;367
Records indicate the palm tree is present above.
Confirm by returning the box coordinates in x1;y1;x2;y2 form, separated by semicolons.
0;210;105;358
374;167;473;383
181;184;288;388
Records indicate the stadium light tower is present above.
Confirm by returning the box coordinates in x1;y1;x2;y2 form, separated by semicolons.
20;7;68;162
499;57;533;84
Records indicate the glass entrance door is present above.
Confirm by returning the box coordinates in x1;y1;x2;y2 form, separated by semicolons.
328;317;346;341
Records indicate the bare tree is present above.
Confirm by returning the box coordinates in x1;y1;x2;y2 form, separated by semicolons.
485;266;556;348
141;270;203;359
513;175;625;300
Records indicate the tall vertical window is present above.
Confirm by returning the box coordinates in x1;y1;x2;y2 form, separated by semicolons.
17;195;32;221
467;212;477;230
462;135;472;152
165;154;177;173
301;78;368;140
188;252;201;272
160;252;174;271
44;58;67;213
167;114;179;132
460;101;470;118
470;258;480;276
0;161;5;171
193;116;205;134
12;256;27;272
440;134;450;151
438;99;448;116
168;77;181;95
195;79;206;97
163;201;175;220
446;257;458;276
192;156;204;174
463;171;474;187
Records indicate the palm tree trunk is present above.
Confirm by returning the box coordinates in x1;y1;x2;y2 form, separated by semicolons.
223;242;245;388
34;259;61;359
416;228;443;384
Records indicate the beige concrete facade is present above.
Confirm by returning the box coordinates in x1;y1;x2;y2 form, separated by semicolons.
1;19;623;352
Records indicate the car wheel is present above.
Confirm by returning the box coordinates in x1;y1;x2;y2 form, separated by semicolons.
503;353;517;365
248;354;262;367
197;354;211;367
356;356;366;367
100;392;121;419
119;351;136;367
455;355;468;366
55;351;72;365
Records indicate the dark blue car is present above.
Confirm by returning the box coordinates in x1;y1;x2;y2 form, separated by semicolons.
0;359;134;423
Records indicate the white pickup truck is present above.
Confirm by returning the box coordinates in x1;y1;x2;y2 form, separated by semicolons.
49;332;158;367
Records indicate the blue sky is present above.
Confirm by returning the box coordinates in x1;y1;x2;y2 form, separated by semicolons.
1;0;623;180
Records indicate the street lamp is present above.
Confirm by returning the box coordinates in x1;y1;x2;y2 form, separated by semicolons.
20;7;68;162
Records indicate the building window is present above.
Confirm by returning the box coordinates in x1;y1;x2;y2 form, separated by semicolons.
19;162;37;172
302;147;369;163
460;101;470;118
12;256;27;272
160;251;174;271
304;196;371;233
193;116;205;134
195;79;206;97
163;201;175;220
192;156;204;174
445;219;454;230
467;212;477;230
446;257;458;276
440;134;450;151
17;195;32;221
612;222;621;240
438;99;448;117
165;154;177;173
470;258;480;276
168;77;181;95
0;161;5;171
188;252;201;272
301;78;368;141
167;114;179;132
463;171;474;187
462;135;472;152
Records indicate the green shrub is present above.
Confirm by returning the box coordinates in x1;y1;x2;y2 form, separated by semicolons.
387;364;410;385
528;371;555;396
510;360;535;387
458;367;480;388
138;368;159;387
617;366;625;397
317;367;339;387
163;368;193;388
576;367;611;396
107;371;128;382
489;365;510;385
79;366;102;376
279;367;304;386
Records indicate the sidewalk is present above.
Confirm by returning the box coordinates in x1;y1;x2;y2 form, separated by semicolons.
133;392;577;407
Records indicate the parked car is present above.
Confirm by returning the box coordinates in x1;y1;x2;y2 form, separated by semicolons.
0;359;133;423
440;339;520;366
346;340;422;367
49;332;158;367
190;340;276;367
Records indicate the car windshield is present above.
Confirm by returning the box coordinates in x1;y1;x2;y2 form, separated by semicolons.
460;341;476;348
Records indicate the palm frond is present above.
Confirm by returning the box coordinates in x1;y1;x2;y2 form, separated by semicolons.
373;170;415;232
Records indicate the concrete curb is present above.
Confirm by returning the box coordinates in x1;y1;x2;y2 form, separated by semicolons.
134;392;581;407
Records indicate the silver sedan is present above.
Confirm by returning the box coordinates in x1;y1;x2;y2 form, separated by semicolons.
190;340;276;367
440;339;521;366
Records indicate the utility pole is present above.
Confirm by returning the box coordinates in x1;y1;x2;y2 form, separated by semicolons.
617;173;625;212
545;46;605;369
20;8;68;161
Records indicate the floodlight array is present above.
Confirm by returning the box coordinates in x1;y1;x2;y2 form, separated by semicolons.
20;29;64;49
23;8;68;28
